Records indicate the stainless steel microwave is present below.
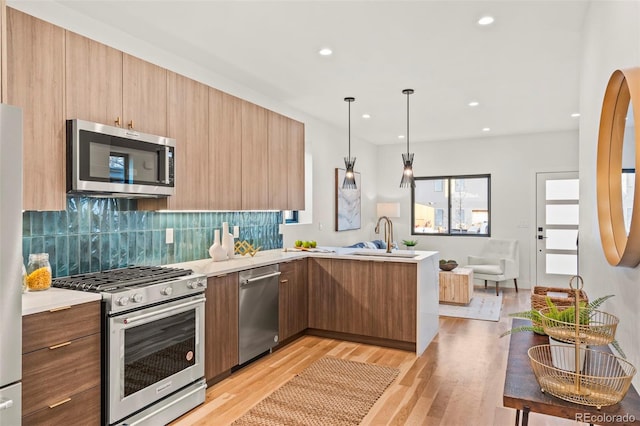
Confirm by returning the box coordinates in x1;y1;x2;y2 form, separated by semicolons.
67;119;175;197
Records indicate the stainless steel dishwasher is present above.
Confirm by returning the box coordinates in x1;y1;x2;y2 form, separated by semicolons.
238;264;280;364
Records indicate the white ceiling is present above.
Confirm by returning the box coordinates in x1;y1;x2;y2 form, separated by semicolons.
35;0;589;145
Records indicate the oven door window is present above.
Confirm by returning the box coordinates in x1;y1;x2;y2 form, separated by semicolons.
123;310;196;397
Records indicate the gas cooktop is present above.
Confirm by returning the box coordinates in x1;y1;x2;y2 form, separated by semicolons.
52;265;195;293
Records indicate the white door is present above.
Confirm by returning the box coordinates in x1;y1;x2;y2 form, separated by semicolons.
536;172;579;287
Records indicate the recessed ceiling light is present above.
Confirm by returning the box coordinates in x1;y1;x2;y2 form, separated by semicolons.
468;101;480;107
478;16;495;26
571;113;580;118
362;114;371;119
482;127;491;132
398;135;405;139
318;48;332;56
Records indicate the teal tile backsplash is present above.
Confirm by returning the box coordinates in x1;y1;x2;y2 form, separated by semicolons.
23;196;283;278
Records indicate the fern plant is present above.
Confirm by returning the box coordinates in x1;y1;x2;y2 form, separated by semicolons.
501;294;626;358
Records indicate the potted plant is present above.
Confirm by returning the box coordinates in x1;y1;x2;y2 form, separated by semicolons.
501;294;626;362
402;239;418;251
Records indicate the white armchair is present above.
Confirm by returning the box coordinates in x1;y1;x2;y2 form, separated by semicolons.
467;239;519;296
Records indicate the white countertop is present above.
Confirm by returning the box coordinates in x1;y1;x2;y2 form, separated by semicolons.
168;247;438;277
22;287;102;316
21;248;438;315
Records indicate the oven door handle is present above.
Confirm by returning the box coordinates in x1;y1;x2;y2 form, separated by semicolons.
121;297;204;325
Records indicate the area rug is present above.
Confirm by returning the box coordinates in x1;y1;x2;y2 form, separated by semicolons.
231;357;399;426
438;290;503;322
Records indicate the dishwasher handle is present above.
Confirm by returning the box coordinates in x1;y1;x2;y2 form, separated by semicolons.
240;271;281;286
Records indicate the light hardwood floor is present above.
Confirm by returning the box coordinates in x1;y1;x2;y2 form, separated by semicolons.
172;288;585;426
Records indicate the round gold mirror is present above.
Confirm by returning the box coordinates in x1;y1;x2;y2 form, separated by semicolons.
597;68;640;266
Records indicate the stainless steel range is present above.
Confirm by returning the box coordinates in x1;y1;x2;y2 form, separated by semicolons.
53;265;207;426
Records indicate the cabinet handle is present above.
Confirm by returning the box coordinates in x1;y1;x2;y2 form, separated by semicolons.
114;116;121;127
280;279;288;284
128;120;134;129
49;341;71;350
49;306;71;313
49;398;71;409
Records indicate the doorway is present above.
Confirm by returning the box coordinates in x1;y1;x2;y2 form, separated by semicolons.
535;172;579;287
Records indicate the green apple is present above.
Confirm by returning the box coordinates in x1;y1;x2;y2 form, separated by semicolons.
295;240;302;247
310;241;317;248
302;241;311;248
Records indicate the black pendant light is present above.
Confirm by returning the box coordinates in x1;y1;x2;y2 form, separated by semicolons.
343;97;357;189
400;89;415;188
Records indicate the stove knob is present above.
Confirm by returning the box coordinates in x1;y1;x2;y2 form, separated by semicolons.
117;296;130;306
188;281;198;289
132;293;143;303
197;280;206;287
161;287;173;296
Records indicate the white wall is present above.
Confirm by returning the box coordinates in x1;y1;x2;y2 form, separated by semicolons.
10;1;379;251
579;0;640;391
376;130;578;289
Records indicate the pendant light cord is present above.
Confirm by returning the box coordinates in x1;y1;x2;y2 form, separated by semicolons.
406;92;410;155
348;100;351;159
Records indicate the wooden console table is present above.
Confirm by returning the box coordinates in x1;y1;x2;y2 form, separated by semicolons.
439;267;473;305
503;319;640;425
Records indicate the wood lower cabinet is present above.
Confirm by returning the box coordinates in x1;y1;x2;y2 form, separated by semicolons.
370;261;417;342
279;258;308;341
205;273;239;382
308;258;337;331
308;258;417;344
7;8;65;211
22;301;101;425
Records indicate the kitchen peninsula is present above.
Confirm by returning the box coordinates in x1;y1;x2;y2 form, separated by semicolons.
170;248;439;357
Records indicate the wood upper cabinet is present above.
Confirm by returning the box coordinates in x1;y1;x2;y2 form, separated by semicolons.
370;261;417;342
279;258;308;341
268;110;288;209
205;273;239;382
7;8;65;211
268;111;305;210
288;119;305;210
241;100;269;210
209;88;242;210
1;0;7;102
122;53;167;136
139;72;209;210
65;30;122;125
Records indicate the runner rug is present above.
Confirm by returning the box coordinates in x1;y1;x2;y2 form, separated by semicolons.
231;357;399;425
438;290;503;322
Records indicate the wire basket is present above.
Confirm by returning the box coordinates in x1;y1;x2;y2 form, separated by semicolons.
528;344;636;408
530;286;588;327
539;307;619;346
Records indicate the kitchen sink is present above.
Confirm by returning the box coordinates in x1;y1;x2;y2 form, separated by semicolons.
351;250;418;258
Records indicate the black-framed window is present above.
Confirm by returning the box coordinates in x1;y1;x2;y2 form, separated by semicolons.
284;210;299;224
411;174;491;236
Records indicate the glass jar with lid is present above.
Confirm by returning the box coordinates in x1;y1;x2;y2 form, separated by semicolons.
26;253;52;291
22;257;27;293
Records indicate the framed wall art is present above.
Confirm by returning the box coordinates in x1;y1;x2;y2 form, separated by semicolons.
335;168;361;231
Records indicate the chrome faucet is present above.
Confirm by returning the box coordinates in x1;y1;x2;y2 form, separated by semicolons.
375;216;394;253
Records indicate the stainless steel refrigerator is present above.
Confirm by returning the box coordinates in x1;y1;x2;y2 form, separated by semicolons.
0;104;23;425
